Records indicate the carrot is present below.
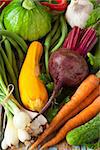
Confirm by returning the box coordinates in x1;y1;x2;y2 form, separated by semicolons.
29;74;99;149
57;85;99;129
41;96;100;149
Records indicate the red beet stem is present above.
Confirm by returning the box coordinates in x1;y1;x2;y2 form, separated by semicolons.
79;28;91;45
67;27;77;50
63;36;69;48
63;29;72;48
71;27;81;50
77;28;97;55
85;30;97;50
83;36;97;56
62;27;97;56
63;26;81;50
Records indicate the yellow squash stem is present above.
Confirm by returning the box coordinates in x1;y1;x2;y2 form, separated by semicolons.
19;41;48;112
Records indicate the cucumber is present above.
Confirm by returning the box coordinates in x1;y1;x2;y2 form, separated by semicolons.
66;114;100;146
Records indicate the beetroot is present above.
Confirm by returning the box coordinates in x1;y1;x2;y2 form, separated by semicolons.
49;49;89;87
32;49;89;119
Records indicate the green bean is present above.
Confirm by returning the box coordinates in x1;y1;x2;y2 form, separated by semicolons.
50;38;59;50
0;65;5;84
51;26;61;46
0;74;7;95
12;52;19;78
52;15;59;23
0;30;27;53
0;53;4;71
0;45;20;101
0;54;8;86
0;15;13;67
7;37;24;62
51;19;60;37
4;39;13;66
0;37;6;44
44;20;59;73
51;15;68;52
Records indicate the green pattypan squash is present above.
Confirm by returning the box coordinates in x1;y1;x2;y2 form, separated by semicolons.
1;0;51;41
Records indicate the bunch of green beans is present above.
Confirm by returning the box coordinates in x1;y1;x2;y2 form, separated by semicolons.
44;14;68;74
0;29;27;101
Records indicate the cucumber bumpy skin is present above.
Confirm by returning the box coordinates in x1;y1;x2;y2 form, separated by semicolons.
66;114;100;146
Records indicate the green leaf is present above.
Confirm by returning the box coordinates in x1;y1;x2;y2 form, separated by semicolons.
39;73;49;84
86;7;100;28
87;41;100;69
46;82;54;92
46;105;59;122
89;0;100;8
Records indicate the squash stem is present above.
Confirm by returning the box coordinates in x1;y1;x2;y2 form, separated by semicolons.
22;0;35;10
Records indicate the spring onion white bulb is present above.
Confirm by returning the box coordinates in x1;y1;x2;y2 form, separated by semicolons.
23;109;39;119
37;115;47;125
31;118;41;129
33;126;43;137
13;111;31;129
4;112;19;147
29;115;47;136
18;129;31;142
1;139;8;150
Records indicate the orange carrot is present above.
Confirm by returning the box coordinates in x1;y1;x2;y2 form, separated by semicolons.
56;85;99;130
29;74;99;149
41;96;100;149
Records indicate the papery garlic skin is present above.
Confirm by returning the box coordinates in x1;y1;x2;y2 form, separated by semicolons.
18;129;31;142
65;0;93;28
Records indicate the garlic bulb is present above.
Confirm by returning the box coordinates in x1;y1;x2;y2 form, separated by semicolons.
65;0;93;28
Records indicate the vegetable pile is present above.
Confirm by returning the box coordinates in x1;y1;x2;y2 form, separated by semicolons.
0;0;100;149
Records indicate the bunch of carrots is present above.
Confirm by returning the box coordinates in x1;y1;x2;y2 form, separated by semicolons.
29;74;100;150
